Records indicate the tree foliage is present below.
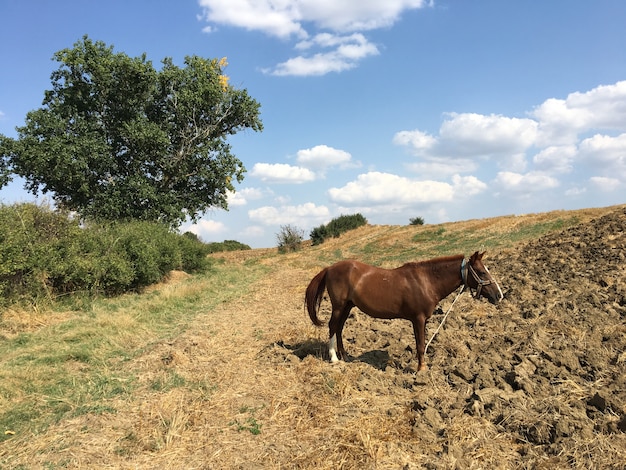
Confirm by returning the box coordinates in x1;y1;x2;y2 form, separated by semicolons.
0;36;262;227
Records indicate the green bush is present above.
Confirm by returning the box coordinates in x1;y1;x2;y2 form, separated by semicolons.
0;203;213;306
409;216;425;226
309;225;329;246
206;239;251;253
310;213;367;245
0;203;79;304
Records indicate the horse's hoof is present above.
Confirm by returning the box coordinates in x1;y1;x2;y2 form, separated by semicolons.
417;365;429;372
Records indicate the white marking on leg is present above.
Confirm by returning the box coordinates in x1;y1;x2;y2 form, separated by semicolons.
329;334;339;363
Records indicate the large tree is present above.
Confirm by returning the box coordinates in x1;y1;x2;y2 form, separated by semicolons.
0;36;262;226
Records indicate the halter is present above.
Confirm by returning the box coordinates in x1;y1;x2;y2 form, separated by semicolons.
461;258;497;299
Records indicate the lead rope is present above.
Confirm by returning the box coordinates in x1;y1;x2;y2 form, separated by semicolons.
424;284;465;354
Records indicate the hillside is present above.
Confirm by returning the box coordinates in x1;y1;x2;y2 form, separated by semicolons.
1;204;625;469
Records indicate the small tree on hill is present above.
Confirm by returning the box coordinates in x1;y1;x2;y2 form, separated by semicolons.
276;225;304;253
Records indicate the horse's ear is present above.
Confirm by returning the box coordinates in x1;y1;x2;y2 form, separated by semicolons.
480;251;487;259
470;251;480;262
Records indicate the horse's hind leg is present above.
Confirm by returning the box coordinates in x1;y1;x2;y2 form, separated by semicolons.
328;306;343;363
336;304;353;360
328;302;352;363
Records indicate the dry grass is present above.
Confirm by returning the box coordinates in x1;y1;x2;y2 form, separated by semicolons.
1;204;625;469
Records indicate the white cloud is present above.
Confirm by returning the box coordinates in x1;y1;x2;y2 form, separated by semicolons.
493;171;559;193
452;174;487;197
577;133;626;181
248;202;330;226
438;113;538;157
393;129;436;151
267;33;378;76
198;0;306;39
183;219;226;241
397;114;538;160
589;176;621;192
296;144;356;170
405;159;478;177
532;145;577;174
395;113;537;175
199;0;432;37
198;0;431;76
565;186;587;197
328;172;454;206
250;162;316;183
227;187;266;206
240;225;265;238
532;80;626;145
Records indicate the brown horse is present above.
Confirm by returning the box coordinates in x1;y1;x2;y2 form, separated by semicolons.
305;251;503;371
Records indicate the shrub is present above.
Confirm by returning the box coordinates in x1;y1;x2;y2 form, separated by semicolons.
409;216;425;226
0;203;213;306
309;224;329;246
310;213;367;245
276;225;304;253
0;203;79;304
206;239;251;253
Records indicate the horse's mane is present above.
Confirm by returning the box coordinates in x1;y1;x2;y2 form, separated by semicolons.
400;254;464;269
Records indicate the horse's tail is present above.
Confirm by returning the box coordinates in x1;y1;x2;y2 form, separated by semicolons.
305;267;328;327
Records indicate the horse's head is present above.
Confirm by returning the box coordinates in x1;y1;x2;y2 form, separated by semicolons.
463;251;503;304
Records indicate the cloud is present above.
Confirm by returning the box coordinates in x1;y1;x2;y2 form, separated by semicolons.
248;202;330;226
198;0;306;39
296;144;357;170
438;113;538;157
532;80;626;145
183;219;226;241
393;80;626;192
199;0;432;37
250;163;316;183
405;159;478;177
395;113;537;175
328;172;454;206
452;174;487;197
198;0;431;76
266;33;379;76
577;133;626;181
532;145;577;174
393;129;437;151
240;225;265;238
589;176;621;192
227;187;266;206
493;171;559;193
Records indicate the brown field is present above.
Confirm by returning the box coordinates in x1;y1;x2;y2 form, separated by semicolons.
1;205;625;469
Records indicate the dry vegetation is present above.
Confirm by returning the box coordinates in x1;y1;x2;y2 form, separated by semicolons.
1;205;625;469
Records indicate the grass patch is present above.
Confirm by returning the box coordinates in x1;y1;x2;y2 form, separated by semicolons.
0;261;267;443
308;214;586;268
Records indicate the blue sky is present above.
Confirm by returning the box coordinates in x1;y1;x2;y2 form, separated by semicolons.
1;1;625;248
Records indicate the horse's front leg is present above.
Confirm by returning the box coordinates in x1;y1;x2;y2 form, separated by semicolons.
412;315;428;371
